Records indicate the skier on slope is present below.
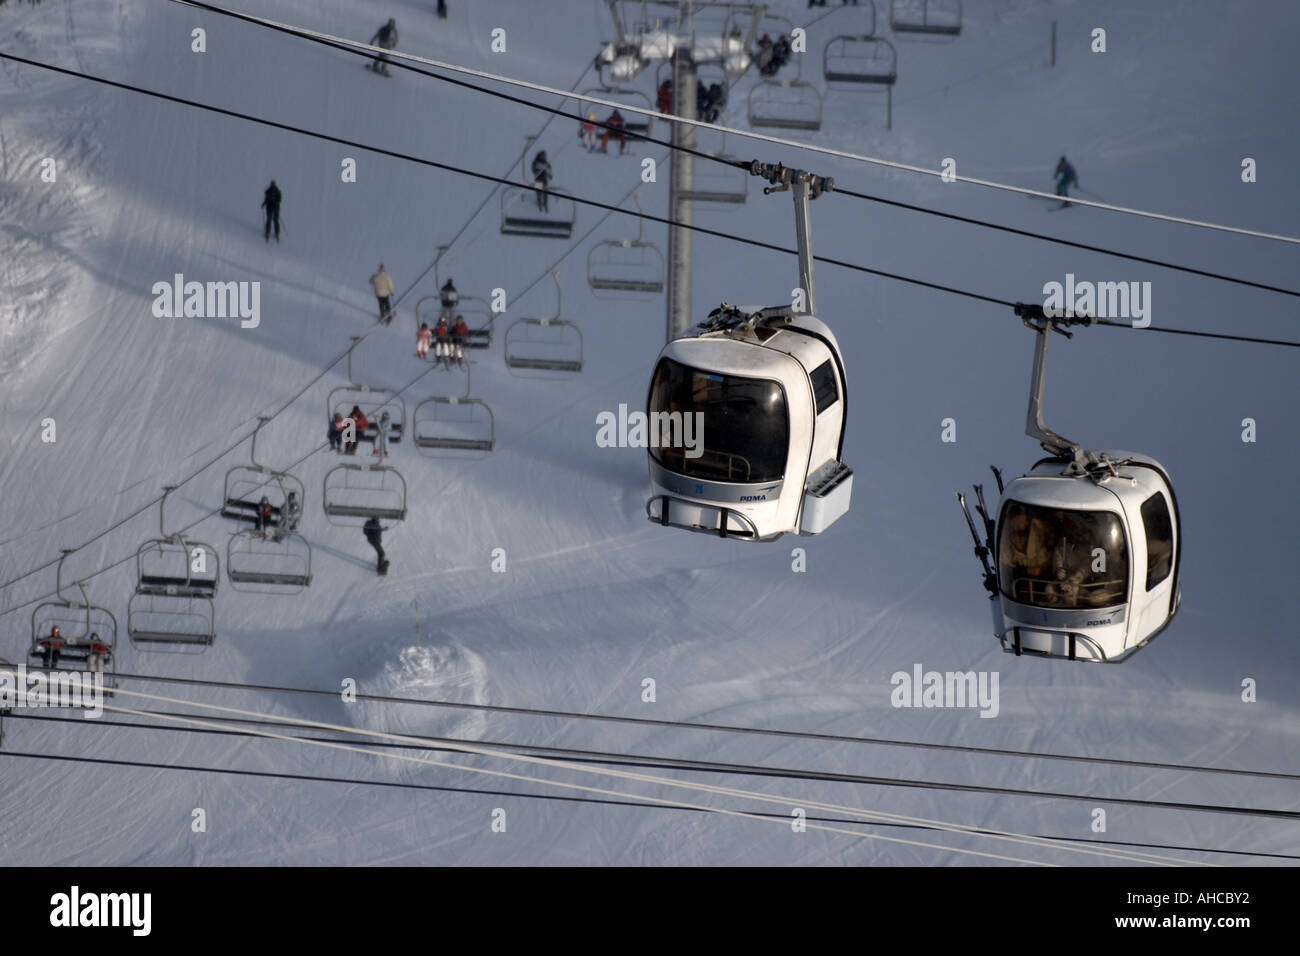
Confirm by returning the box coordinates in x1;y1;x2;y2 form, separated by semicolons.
531;151;553;211
363;516;390;575
370;264;395;324
1054;156;1079;206
261;180;282;242
416;321;432;359
368;18;399;76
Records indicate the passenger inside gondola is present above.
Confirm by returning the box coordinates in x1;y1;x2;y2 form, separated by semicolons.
999;503;1128;609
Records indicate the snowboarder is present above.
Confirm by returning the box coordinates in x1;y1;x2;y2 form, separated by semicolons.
439;278;459;311
328;411;346;451
600;110;627;154
581;113;598;152
261;180;281;242
363;516;390;575
368;18;399;76
373;411;392;457
531;151;552;211
437;0;448;18
416;321;432;359
453;314;470;368
1054;156;1078;206
433;314;451;368
370;264;395;325
345;405;368;455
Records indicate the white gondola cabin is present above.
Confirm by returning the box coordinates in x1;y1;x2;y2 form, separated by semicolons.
957;306;1181;663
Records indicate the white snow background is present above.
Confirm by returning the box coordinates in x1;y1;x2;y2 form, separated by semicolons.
0;0;1296;865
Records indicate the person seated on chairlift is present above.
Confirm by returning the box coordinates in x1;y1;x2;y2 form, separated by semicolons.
433;315;452;369
283;491;301;533
255;495;275;535
771;35;792;72
373;412;392;457
453;315;470;368
328;411;346;452
417;321;432;360
755;34;775;75
657;79;672;115
36;624;63;668
87;633;111;673
600;110;627;154
581;113;598;152
345;405;369;454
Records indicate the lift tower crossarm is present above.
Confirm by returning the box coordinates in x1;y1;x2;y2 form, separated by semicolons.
752;161;833;315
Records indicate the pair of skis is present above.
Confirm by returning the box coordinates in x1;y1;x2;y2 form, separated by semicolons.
955;466;1004;598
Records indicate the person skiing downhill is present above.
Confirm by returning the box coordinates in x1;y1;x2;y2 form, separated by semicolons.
363;516;390;575
531;151;552;211
368;18;399;75
370;264;395;324
1054;156;1079;206
417;321;432;359
373;411;392;457
261;181;281;242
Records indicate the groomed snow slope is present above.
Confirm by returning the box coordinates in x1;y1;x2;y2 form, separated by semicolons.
0;0;1296;865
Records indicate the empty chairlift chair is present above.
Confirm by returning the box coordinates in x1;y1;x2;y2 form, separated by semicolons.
678;131;749;205
890;0;962;36
503;272;584;376
128;487;218;651
322;464;408;525
413;361;495;457
823;35;897;129
327;336;406;446
955;305;1181;664
29;551;118;684
587;194;665;295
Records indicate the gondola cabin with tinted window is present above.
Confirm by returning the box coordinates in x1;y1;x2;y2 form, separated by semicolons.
956;306;1181;663
646;305;851;540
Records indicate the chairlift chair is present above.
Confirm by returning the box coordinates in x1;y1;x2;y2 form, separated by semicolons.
503;272;584;376
227;528;313;591
413;360;495;456
500;186;577;239
890;0;962;36
823;35;898;87
221;417;307;527
417;297;493;350
29;552;118;683
327;337;405;445
128;591;216;651
747;15;823;131
581;86;654;139
322;464;408;524
129;487;218;651
678;131;749;205
955;306;1181;664
587;194;666;295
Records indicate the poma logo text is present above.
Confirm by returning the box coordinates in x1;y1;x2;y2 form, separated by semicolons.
596;403;704;459
151;273;260;328
1042;273;1151;328
50;886;151;936
890;663;999;718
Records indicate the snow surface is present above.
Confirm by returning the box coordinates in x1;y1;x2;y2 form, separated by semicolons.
0;0;1296;865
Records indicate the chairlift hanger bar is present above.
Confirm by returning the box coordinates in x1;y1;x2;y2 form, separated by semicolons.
167;0;1300;246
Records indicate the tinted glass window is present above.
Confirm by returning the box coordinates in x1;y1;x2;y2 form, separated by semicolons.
647;358;788;483
810;360;838;415
1140;492;1173;590
997;502;1129;610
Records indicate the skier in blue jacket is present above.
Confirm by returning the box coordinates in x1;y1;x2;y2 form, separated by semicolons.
1054;156;1078;203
